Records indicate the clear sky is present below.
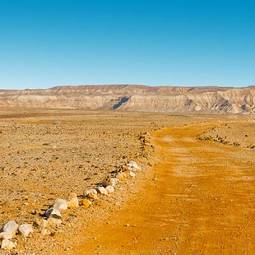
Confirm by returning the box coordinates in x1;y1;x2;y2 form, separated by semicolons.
0;0;255;89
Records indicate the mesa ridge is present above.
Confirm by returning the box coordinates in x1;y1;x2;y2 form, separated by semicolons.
0;85;255;113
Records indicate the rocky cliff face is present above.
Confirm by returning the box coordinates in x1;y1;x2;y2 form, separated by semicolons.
0;85;255;113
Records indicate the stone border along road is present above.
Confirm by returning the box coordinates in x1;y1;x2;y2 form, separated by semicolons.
0;132;153;252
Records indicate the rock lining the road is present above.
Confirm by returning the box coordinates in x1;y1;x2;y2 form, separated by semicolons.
0;130;153;252
0;160;141;251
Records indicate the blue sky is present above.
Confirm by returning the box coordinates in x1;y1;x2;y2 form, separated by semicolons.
0;0;255;89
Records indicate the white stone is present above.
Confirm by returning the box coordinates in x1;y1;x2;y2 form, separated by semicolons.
3;220;18;237
97;186;108;195
0;232;13;240
105;185;115;193
127;161;140;171
53;198;68;211
85;188;97;196
1;239;16;250
50;208;62;218
18;224;33;237
84;189;98;199
67;193;79;208
103;177;118;187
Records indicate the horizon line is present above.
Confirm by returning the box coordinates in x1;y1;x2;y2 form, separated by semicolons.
0;83;255;91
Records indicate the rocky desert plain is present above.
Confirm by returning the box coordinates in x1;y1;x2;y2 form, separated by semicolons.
0;85;255;254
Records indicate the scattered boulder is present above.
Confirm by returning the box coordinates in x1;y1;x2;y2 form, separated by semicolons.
97;186;108;195
105;185;114;194
81;198;92;208
18;224;33;237
53;198;68;211
1;239;16;250
67;192;79;209
84;189;98;200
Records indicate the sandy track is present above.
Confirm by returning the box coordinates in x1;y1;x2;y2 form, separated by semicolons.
74;122;255;254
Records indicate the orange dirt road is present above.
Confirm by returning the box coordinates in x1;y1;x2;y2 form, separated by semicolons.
75;123;255;254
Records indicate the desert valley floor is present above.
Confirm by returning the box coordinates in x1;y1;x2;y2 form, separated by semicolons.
0;109;255;254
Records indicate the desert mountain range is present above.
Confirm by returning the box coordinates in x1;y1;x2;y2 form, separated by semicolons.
0;85;255;113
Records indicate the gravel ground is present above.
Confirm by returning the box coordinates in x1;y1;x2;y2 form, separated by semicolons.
198;117;255;149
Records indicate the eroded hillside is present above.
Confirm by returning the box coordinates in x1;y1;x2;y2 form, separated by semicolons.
0;85;255;113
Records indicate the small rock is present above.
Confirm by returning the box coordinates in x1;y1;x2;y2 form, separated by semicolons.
105;185;114;193
45;208;53;218
127;161;140;171
31;209;37;215
0;232;13;240
1;239;16;250
50;208;62;219
53;198;68;211
19;224;33;237
2;220;18;238
81;199;92;208
67;193;79;209
97;186;108;195
102;177;118;187
45;208;62;219
84;189;98;200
